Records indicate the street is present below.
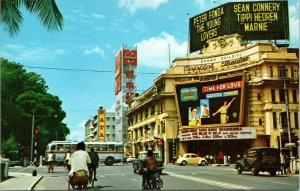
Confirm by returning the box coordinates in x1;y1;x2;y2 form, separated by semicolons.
9;164;299;190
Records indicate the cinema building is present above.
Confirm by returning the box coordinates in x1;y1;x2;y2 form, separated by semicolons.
125;34;299;164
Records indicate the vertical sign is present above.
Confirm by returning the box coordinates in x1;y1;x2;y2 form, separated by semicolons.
122;49;137;103
115;51;122;95
98;108;106;140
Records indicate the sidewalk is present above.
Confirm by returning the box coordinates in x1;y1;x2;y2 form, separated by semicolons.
0;172;42;190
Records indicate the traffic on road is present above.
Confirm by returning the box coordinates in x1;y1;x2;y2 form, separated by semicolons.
7;163;299;190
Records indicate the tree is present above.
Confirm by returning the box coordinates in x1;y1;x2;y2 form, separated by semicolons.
1;58;69;158
0;0;63;37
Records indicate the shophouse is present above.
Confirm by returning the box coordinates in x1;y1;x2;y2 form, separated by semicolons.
126;34;299;164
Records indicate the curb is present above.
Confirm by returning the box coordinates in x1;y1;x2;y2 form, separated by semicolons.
27;176;43;190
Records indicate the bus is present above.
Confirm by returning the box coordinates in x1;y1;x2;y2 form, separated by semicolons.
45;141;124;166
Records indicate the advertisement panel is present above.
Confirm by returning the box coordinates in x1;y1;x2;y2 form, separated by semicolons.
189;1;289;52
174;74;246;128
98;108;106;140
115;50;122;95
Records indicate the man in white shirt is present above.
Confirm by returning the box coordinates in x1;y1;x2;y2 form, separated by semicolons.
68;142;91;190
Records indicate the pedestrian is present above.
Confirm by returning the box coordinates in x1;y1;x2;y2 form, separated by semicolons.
284;154;291;175
47;151;55;173
88;147;99;181
64;150;71;171
280;151;286;174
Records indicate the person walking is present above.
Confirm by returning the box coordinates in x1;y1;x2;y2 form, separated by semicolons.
88;147;99;181
47;151;55;173
280;151;286;174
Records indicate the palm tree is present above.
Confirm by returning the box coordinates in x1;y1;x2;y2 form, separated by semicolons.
1;0;63;37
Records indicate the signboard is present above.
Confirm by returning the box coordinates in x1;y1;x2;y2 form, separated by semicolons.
98;108;106;140
174;74;246;128
115;51;122;95
189;1;289;52
180;127;257;141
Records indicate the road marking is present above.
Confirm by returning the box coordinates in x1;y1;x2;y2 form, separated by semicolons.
131;178;138;181
166;171;254;190
273;182;291;185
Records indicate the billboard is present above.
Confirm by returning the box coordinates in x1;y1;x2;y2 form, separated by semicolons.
114;48;137;102
174;74;246;128
98;108;106;140
189;1;289;52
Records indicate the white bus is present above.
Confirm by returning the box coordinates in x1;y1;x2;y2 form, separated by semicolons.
45;141;124;166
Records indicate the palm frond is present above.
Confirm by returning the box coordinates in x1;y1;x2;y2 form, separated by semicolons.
24;0;63;31
0;0;23;37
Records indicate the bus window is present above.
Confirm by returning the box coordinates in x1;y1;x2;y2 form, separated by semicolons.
65;144;71;151
108;144;114;151
93;144;100;151
71;144;76;152
50;145;56;151
57;144;64;151
99;144;107;151
116;146;124;152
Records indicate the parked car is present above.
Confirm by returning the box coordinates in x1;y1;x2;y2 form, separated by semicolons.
176;153;208;166
235;147;280;176
132;151;164;174
126;156;135;163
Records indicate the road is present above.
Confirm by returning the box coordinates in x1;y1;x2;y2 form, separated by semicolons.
9;163;299;190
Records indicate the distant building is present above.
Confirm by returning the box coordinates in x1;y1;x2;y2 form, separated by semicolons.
85;109;116;142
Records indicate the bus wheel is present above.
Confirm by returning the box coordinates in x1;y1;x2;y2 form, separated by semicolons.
105;157;114;166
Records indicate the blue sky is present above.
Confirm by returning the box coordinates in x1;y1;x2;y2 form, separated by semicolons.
2;0;299;141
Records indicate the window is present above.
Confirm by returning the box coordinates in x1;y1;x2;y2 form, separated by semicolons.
294;113;299;129
151;105;155;115
278;66;287;77
259;118;262;126
292;89;297;102
291;67;295;78
270;66;273;77
279;89;285;102
273;112;277;129
271;89;276;102
257;93;261;100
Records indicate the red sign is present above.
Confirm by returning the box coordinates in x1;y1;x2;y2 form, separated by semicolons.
157;139;164;146
123;50;137;66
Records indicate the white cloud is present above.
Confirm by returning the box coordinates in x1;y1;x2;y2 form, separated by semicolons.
3;44;67;61
119;0;168;14
289;1;300;47
66;120;86;141
135;32;187;69
84;46;106;59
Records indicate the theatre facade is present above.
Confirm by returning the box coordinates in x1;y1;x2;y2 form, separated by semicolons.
125;33;299;164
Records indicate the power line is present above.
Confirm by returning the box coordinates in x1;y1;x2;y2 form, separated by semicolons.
23;65;160;75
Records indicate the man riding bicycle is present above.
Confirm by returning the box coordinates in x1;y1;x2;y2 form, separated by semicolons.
68;142;91;190
139;150;158;189
88;147;99;181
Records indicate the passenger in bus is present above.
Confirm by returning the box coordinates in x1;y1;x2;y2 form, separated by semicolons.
47;151;55;173
88;147;99;181
64;150;71;171
68;142;91;190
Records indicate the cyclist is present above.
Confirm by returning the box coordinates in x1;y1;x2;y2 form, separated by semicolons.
139;150;158;189
68;142;91;190
88;147;99;181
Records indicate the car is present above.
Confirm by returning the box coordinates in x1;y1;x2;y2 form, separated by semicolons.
126;156;135;163
176;153;208;166
235;147;280;176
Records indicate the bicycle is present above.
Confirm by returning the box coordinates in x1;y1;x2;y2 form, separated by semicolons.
89;167;97;188
142;169;163;190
